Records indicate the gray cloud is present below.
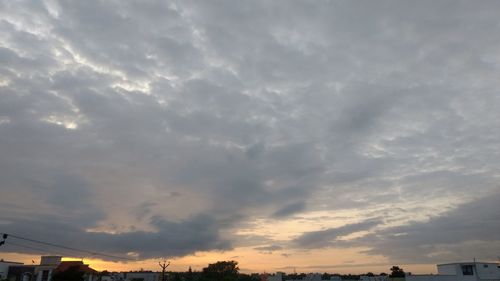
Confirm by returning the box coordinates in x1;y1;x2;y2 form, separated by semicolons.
357;191;500;263
293;219;382;249
254;245;283;253
272;201;306;218
290;192;500;262
1;214;230;260
255;245;283;251
1;0;500;263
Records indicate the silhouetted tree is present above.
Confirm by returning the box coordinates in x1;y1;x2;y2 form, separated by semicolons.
366;272;375;277
322;272;331;280
52;266;84;281
201;261;239;281
389;266;405;278
340;274;360;280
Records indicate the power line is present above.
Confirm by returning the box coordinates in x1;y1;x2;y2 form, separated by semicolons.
4;241;96;264
4;241;58;254
1;233;136;261
5;238;86;258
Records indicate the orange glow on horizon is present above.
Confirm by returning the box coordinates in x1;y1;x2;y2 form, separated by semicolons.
0;248;437;275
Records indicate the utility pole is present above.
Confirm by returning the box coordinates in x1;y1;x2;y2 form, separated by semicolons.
0;234;7;246
159;260;170;281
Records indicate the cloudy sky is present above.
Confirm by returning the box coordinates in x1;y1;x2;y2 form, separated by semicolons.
1;0;500;274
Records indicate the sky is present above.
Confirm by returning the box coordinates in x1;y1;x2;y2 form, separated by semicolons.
1;0;500;275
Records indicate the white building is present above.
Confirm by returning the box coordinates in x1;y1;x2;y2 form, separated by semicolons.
2;256;99;281
101;273;125;281
122;271;160;281
406;262;500;281
35;256;62;281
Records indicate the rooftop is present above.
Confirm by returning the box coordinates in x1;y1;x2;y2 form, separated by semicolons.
437;262;499;266
0;260;23;264
54;261;98;274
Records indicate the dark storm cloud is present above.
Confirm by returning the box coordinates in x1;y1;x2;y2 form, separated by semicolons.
1;0;500;262
1;214;230;260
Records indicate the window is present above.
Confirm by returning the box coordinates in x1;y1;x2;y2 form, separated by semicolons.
483;264;489;268
461;265;474;275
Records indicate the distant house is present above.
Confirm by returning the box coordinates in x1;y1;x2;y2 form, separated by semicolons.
122;271;160;281
5;256;62;281
406;261;500;281
53;261;98;281
3;256;99;281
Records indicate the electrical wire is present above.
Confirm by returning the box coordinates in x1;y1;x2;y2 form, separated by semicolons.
5;241;83;258
5;241;59;254
1;233;136;261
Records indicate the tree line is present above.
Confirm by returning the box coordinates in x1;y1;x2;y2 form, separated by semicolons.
49;261;407;281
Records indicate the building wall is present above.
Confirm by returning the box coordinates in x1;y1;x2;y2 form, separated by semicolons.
39;257;62;266
475;263;500;280
84;273;96;281
436;264;457;276
0;263;8;279
437;263;473;281
1;261;24;279
6;266;35;281
34;265;58;281
437;262;500;281
123;272;160;281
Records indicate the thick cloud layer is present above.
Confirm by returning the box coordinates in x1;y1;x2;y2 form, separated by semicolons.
1;0;500;264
